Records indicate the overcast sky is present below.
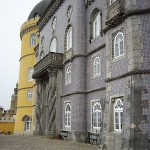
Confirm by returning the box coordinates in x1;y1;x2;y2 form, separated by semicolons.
0;0;41;110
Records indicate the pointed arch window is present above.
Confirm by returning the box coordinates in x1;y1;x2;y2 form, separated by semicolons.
92;102;101;129
114;98;123;131
50;37;57;52
66;26;72;51
64;103;71;128
40;51;44;60
114;32;124;58
30;33;36;46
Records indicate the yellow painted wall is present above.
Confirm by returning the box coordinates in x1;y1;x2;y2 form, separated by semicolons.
14;18;39;135
0;122;15;134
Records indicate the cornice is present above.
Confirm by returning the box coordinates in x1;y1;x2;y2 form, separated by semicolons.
61;87;106;97
63;43;106;65
19;53;35;62
105;69;150;82
38;0;64;31
20;25;37;40
104;8;150;33
18;86;34;91
17;105;35;109
86;43;106;56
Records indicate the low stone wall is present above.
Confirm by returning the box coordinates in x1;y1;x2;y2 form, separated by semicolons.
0;122;15;134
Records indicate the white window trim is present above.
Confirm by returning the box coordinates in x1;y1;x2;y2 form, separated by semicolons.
25;121;31;131
65;63;71;85
90;100;101;132
64;102;71;129
93;12;101;39
50;37;57;52
92;53;101;79
28;67;34;82
30;33;36;46
114;32;124;59
27;90;32;100
114;98;123;132
66;27;72;51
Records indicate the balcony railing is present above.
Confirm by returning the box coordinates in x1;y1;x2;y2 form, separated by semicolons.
33;52;63;78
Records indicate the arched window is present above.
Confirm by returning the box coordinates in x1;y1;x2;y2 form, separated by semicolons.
28;67;34;81
22;115;31;132
52;17;57;29
50;37;57;52
66;26;72;51
65;63;71;85
110;0;117;5
64;103;71;127
114;32;124;58
40;51;44;60
30;33;36;46
114;98;123;131
91;9;101;40
92;102;101;128
93;11;100;38
27;90;32;100
93;56;101;77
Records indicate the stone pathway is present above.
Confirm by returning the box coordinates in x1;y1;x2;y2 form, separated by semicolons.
0;135;98;150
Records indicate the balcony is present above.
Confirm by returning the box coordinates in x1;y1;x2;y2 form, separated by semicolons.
33;52;63;79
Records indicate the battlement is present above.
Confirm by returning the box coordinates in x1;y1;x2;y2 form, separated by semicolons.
21;17;39;30
20;17;39;39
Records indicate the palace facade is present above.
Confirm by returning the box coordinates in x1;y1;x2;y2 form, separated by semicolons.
15;0;150;149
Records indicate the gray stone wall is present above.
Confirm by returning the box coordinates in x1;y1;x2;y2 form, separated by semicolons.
34;0;150;148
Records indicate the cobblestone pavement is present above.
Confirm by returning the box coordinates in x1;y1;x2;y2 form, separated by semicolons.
0;135;98;150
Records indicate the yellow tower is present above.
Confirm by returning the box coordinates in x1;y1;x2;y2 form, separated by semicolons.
14;0;52;135
14;17;39;135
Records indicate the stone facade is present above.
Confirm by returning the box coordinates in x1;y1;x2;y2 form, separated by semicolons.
32;0;150;149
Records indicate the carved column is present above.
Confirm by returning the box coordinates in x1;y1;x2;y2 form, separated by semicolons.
45;68;57;136
35;79;42;135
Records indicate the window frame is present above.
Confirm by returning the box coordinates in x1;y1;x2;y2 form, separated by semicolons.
114;98;123;132
30;33;36;46
114;32;124;59
28;67;34;82
92;53;101;78
27;90;32;100
64;103;71;128
66;26;72;51
65;63;71;85
93;11;101;39
110;0;117;5
50;37;57;52
91;101;101;132
25;120;31;131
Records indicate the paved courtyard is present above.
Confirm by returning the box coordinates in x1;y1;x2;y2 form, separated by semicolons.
0;135;98;150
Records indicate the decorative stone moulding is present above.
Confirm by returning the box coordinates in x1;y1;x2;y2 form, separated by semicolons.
85;0;95;8
38;0;64;31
